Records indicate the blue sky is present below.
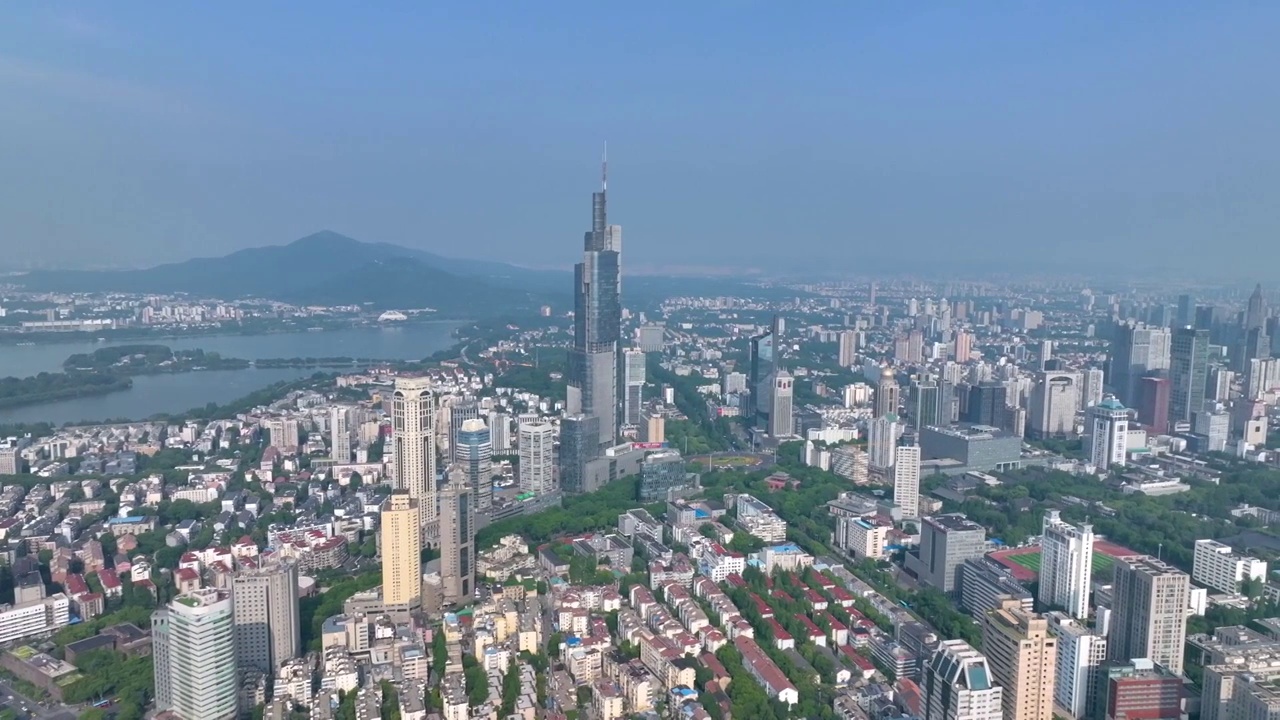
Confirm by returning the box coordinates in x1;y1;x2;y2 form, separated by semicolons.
2;3;1278;276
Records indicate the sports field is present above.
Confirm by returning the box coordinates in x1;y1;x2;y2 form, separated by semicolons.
1004;550;1115;578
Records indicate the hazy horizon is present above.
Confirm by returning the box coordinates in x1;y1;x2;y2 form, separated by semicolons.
3;4;1279;277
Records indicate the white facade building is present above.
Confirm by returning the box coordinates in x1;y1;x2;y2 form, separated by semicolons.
153;589;238;720
1038;510;1094;620
518;421;555;495
1192;538;1267;595
1045;612;1106;720
1084;396;1128;471
893;444;921;520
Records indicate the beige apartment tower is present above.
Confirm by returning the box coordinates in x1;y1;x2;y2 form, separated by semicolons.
439;466;476;608
981;598;1057;720
392;376;437;545
231;557;300;674
1108;555;1189;676
381;492;422;610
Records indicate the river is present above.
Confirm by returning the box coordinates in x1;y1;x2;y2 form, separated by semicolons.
0;322;461;425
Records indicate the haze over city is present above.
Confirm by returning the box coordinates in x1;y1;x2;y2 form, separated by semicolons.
3;3;1280;276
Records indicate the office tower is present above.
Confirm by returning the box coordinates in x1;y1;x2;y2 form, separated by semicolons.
454;418;493;514
1108;556;1189;676
1045;613;1107;720
1038;511;1094;619
876;367;900;418
1247;358;1280;399
894;444;921;520
1191;538;1267;595
448;397;480;458
1084;397;1129;470
910;379;941;431
749;316;781;423
1193;409;1230;453
909;514;987;594
1176;294;1194;328
868;415;900;470
381;492;422;610
924;640;1003;720
330;407;351;464
638;449;687;502
907;329;925;364
559;414;600;494
153;589;238;720
982;598;1057;720
1081;367;1105;409
1135;376;1170;434
392;377;437;544
954;330;974;362
838;330;858;367
967;382;1007;428
1246;283;1268;332
231;557;301;674
489;411;511;453
439;467;475;607
1028;372;1080;439
768;370;794;437
1108;324;1171;408
1168;327;1210;428
568;157;622;447
623;349;646;426
518;421;554;495
1039;339;1054;371
268;418;300;449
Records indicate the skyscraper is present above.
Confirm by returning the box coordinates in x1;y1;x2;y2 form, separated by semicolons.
1176;294;1194;329
392;377;437;544
330;406;351;464
567;156;623;447
439;466;475;607
908;514;987;594
454;418;493;515
967;382;1008;428
1108;556;1189;676
559;414;600;494
893;444;921;520
1108;324;1171;408
1038;510;1094;620
1028;372;1081;439
489;411;511;453
153;589;238;720
953;330;974;362
268;418;300;450
1045;612;1107;720
768;369;794;438
381;492;422;610
1168;327;1210;428
924;639;1003;720
838;330;858;367
868;414;899;471
231;557;301;674
749;316;781;425
623;348;646;426
448;396;480;459
982;598;1057;720
518;421;554;495
1081;367;1105;409
876;367;900;419
910;379;941;431
1084;396;1129;471
1135;376;1170;435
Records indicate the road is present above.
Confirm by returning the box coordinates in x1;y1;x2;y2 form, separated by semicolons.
0;681;77;720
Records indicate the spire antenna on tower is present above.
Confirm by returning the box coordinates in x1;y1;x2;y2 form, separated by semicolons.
602;141;608;190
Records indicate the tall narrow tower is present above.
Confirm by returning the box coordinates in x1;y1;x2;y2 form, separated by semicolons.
439;466;476;608
392;377;436;545
568;152;622;449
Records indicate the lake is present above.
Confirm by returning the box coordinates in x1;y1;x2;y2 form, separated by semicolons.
0;322;461;425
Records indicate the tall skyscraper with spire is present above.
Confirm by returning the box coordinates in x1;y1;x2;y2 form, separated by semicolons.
568;151;623;449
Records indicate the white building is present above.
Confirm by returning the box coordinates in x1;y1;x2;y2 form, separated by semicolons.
835;516;890;561
831;446;869;484
392;377;438;542
868;415;899;471
0;594;69;645
153;589;238;720
924;640;1003;720
1084;396;1128;471
734;494;787;544
518;421;555;495
330;406;351;464
1081;367;1105;409
893;444;921;520
1038;510;1094;620
1192;538;1267;595
1045;612;1106;720
1193;410;1230;454
768;370;795;438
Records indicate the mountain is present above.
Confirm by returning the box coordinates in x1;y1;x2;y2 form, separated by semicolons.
16;231;564;312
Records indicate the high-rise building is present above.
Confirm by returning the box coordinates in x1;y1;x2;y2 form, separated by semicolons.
623;349;646;426
567;157;623;446
638;449;688;502
1193;409;1230;453
923;639;1003;720
448;397;480;459
966;382;1008;429
454;418;493;514
907;514;987;594
439;467;475;607
1039;339;1054;371
868;415;900;471
1082;367;1105;409
1045;612;1107;720
380;492;421;610
558;414;599;495
636;324;665;353
1108;324;1171;408
231;557;300;674
1084;396;1129;470
954;330;974;362
1176;295;1194;328
1028;372;1081;439
749;316;782;424
1168;327;1210;428
876;367;901;419
768;370;794;438
894;444;921;520
1135;376;1170;435
153;589;238;720
641;412;665;444
330;407;351;464
838;330;858;367
1108;556;1189;676
518;421;555;495
910;379;941;431
392;377;437;544
268;418;300;450
1209;366;1233;402
489;411;511;453
1038;511;1094;619
907;329;925;364
982;599;1057;720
